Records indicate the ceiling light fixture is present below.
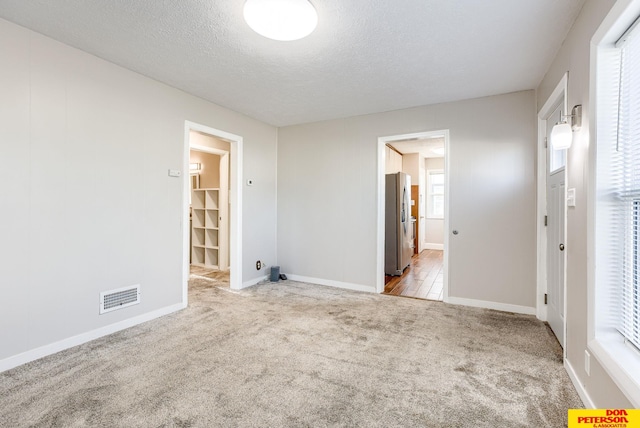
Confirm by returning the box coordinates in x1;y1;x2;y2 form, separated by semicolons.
243;0;318;41
550;105;582;150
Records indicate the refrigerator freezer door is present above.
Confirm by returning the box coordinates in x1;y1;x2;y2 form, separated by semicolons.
384;174;399;275
400;173;413;271
385;172;413;276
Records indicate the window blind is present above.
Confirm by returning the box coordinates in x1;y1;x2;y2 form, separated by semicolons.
616;25;640;350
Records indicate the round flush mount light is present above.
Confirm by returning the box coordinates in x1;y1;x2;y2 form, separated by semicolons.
243;0;318;41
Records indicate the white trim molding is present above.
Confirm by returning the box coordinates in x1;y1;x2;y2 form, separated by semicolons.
447;296;536;316
241;275;269;289
536;71;568;323
0;303;184;374
286;274;375;293
423;243;444;250
565;358;596;408
589;337;640;407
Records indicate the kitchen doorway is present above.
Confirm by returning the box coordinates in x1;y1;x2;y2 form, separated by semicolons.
183;121;243;304
377;130;449;302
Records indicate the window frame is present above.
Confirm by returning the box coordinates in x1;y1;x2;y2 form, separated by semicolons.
589;0;640;407
426;169;444;219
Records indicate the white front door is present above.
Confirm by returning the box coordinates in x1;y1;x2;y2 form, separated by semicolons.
547;168;566;348
546;102;567;348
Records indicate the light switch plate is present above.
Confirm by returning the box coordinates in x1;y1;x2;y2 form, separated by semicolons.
168;169;181;177
567;188;576;207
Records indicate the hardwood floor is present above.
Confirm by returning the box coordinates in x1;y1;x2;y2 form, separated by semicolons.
383;249;443;300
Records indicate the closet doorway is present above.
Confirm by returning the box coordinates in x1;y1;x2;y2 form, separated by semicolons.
190;140;229;274
183;122;243;303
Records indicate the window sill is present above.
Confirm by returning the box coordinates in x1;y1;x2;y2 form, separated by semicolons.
589;330;640;407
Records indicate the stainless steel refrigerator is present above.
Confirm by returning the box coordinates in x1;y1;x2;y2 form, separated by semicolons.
385;172;413;276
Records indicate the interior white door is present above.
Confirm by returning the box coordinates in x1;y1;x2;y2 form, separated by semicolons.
546;102;567;348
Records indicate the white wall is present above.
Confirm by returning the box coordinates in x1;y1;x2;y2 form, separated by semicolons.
424;157;445;248
401;153;420;184
536;0;632;407
190;151;221;188
384;146;403;174
0;18;277;367
277;90;537;311
190;131;231;153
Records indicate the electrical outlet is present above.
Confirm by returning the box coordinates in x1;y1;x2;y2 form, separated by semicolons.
585;350;591;376
256;260;262;270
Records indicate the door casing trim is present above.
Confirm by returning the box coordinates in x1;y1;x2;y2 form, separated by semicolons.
183;121;243;303
536;72;568;324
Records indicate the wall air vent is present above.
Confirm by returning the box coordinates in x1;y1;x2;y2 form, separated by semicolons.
100;285;140;314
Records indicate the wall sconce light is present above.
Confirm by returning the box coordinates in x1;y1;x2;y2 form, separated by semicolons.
550;105;582;150
189;163;201;172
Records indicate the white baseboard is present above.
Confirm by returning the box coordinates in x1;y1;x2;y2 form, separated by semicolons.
286;274;375;293
446;296;536;315
0;302;185;374
423;243;444;250
240;275;268;289
565;358;595;408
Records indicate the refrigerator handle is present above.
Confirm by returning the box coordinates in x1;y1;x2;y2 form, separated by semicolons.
401;187;406;223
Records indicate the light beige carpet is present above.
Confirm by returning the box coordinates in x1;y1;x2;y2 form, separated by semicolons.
0;278;582;427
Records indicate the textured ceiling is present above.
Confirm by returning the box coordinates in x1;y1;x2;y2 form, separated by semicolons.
0;0;586;127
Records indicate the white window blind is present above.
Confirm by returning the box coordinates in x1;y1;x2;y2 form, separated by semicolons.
614;24;640;351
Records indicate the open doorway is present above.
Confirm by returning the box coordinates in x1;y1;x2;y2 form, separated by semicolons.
377;131;449;301
189;140;230;284
182;121;243;304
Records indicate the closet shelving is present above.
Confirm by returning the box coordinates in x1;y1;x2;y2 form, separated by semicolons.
191;188;220;269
